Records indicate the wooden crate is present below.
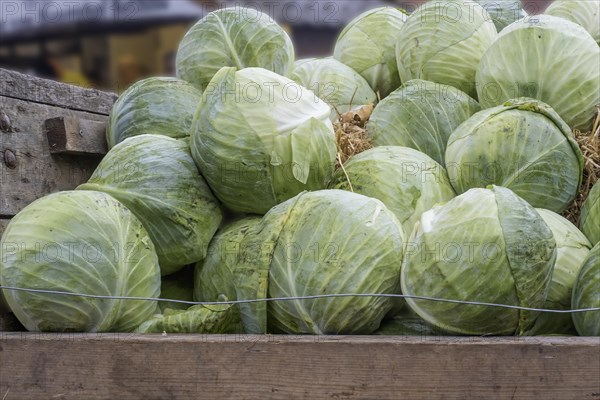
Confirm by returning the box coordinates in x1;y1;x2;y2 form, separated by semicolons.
0;69;599;400
0;68;116;237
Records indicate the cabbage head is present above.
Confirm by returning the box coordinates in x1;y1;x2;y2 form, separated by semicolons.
445;99;583;213
159;267;195;312
545;0;599;44
367;79;481;165
571;243;600;336
263;190;404;334
191;67;337;214
294;58;317;69
176;7;294;91
0;191;160;332
334;7;407;98
106;77;202;149
290;58;377;120
401;186;556;335
526;209;592;335
195;217;263;333
580;181;600;246
79;135;222;275
476;15;600;131
136;302;240;334
396;0;497;98
474;0;527;31
328;146;455;236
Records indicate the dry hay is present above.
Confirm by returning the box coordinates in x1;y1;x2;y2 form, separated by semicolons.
564;106;600;225
333;103;374;169
332;101;599;224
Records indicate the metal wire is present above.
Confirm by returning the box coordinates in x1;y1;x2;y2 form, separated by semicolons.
1;285;598;314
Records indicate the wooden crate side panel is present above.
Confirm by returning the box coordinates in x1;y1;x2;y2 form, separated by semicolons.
0;96;106;217
0;68;117;115
0;335;598;400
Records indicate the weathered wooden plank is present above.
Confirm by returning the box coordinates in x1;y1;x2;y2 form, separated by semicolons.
0;96;107;217
0;335;597;400
45;117;108;156
0;68;117;115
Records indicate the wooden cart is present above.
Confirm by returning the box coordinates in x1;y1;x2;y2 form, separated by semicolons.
0;68;598;400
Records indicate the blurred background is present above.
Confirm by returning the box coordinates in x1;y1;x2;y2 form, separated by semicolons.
0;0;554;92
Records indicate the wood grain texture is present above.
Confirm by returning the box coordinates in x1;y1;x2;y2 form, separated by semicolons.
0;97;106;217
45;117;108;156
0;68;117;115
0;335;597;400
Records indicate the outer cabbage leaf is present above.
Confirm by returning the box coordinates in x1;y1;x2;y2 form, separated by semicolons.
328;146;455;236
176;8;294;90
266;190;405;334
135;302;239;334
396;0;497;98
106;77;202;148
290;58;377;120
571;243;600;336
476;15;600;131
580;181;600;246
194;217;265;333
545;0;599;44
401;186;556;335
367;79;481;165
79;135;222;275
191;67;337;214
526;209;591;335
334;7;407;98
0;191;160;332
445;99;584;213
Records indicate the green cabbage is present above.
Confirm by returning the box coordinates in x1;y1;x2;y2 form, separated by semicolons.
333;7;407;98
0;191;161;332
396;0;497;98
79;135;222;275
106;77;202;149
571;243;600;336
580;182;600;246
367;79;481;165
194;217;263;333
135;302;240;334
445;99;584;213
198;191;406;334
290;58;377;120
401;186;556;335
545;0;599;44
191;67;337;214
264;190;405;334
176;8;294;90
526;209;592;335
328;146;455;236
476;14;600;131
